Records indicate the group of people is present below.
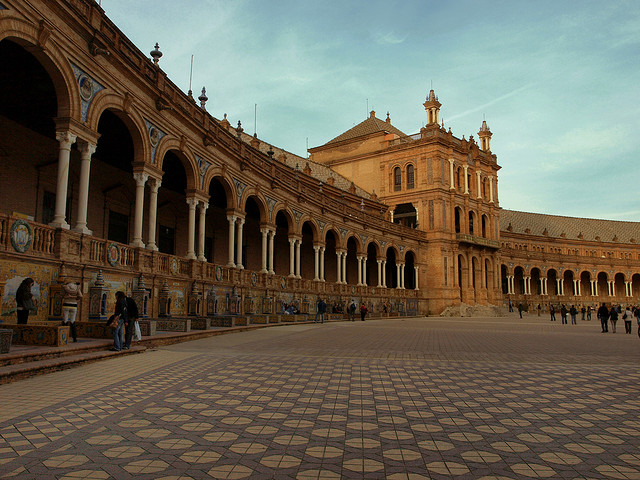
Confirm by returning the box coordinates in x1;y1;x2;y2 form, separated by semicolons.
596;303;640;335
314;298;369;323
549;304;592;324
282;303;300;315
107;291;140;351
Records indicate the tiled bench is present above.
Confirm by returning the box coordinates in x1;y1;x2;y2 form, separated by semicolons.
3;323;70;346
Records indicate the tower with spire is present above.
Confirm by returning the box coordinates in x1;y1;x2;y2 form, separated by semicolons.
478;120;492;151
423;89;441;126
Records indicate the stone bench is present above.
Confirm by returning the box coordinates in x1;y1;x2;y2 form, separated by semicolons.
155;317;191;332
190;317;214;330
2;323;70;346
137;319;156;336
76;321;113;339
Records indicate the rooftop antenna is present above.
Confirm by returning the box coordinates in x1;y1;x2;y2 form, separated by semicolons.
254;103;257;135
188;54;194;97
430;79;433;90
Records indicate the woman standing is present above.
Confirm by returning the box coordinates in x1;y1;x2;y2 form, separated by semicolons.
15;277;34;324
62;281;82;342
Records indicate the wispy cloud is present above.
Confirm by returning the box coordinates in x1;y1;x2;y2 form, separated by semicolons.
446;83;536;122
375;31;408;45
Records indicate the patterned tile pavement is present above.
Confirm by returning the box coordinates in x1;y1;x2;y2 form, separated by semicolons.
1;315;640;479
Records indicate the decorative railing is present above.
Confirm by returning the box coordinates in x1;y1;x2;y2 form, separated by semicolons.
456;233;501;249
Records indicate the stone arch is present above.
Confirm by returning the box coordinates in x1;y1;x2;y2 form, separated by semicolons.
454;206;463;234
614;272;626;300
501;263;509;294
273;207;296;236
468;209;477;236
392;164;402;191
364;239;382;257
597;271;609;298
632;273;640;298
239;189;268;223
404;250;417;289
204;169;237;210
155;137;199;192
324;225;344;249
531;267;542;295
0;19;77;118
298;216;320;242
88;94;149;165
563;269;576;295
547;269;559;296
580;270;592;298
513;265;525;295
481;214;490;238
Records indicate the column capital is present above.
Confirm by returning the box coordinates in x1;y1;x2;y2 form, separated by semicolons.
236;216;245;226
186;197;199;208
199;201;209;211
134;171;149;186
56;131;77;148
227;214;237;223
77;140;96;157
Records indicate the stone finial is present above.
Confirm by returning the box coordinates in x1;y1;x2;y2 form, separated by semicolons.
138;274;146;289
250;133;260;148
198;87;208;109
220;113;230;130
236;120;243;138
95;269;105;286
161;280;170;294
150;43;163;65
303;162;311;175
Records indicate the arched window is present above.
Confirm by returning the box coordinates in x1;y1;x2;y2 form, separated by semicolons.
407;164;415;189
394;167;401;191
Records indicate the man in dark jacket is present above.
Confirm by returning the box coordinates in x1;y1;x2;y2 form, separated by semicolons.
123;296;139;350
597;303;609;333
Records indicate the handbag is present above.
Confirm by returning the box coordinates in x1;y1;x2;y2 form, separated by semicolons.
133;320;142;341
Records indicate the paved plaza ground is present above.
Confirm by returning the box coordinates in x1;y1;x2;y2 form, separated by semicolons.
1;314;640;479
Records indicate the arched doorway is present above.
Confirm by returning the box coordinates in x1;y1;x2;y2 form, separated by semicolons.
324;230;339;283
346;237;359;285
274;211;293;276
243;196;263;271
157;151;188;256
405;251;416;289
300;221;316;279
386;248;398;288
365;242;379;287
206;177;230;264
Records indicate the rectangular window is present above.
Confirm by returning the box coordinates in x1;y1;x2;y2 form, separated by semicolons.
108;210;129;244
407;165;415;189
428;200;434;230
42;190;56;225
158;225;175;255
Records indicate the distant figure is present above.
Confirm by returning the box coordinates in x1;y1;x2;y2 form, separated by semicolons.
508;300;513;312
15;277;35;325
518;303;523;319
569;305;577;325
550;304;556;322
609;306;618;333
623;306;632;334
581;306;586;321
586;306;592;321
349;302;356;321
560;305;568;324
597;303;609;333
110;291;128;352
360;303;368;321
62;281;83;342
315;297;326;324
537;304;541;316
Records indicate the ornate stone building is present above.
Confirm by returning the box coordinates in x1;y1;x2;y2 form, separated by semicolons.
0;0;638;324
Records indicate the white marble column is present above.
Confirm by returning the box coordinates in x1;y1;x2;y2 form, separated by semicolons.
186;197;197;259
341;252;347;284
268;229;275;274
295;239;301;278
288;237;296;277
524;276;531;295
448;158;455;190
476;171;482;199
226;215;236;267
357;256;363;286
414;266;419;290
197;202;208;261
400;263;406;289
313;246;320;281
146;178;161;251
396;263;401;289
73;141;96;234
626;281;632;297
236;217;244;269
131;172;149;248
260;228;269;273
362;257;368;287
377;260;383;287
382;261;387;288
336;251;342;284
319;246;325;281
50;131;77;229
573;279;579;296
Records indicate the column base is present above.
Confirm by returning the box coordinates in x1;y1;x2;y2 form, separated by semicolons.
227;262;236;268
197;255;207;262
236;265;244;270
49;219;70;230
288;273;296;278
72;224;93;235
130;240;146;248
146;243;159;251
260;269;268;274
185;252;197;260
268;270;275;275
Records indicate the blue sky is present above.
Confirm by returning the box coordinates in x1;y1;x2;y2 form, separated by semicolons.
101;0;640;221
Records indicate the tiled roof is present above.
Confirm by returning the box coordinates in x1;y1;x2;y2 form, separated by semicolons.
500;209;640;245
324;114;407;145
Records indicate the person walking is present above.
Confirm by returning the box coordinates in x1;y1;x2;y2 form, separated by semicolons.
623;306;632;334
315;297;326;324
349;301;357;322
62;281;82;342
537;304;541;316
597;303;609;333
15;277;35;325
518;303;523;319
550;304;556;322
587;305;592;321
560;305;568;324
570;305;578;325
635;306;640;338
110;291;128;351
360;302;368;321
581;306;586;321
123;295;139;350
609;305;618;333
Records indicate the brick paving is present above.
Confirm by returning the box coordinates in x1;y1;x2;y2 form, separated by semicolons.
1;314;639;479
